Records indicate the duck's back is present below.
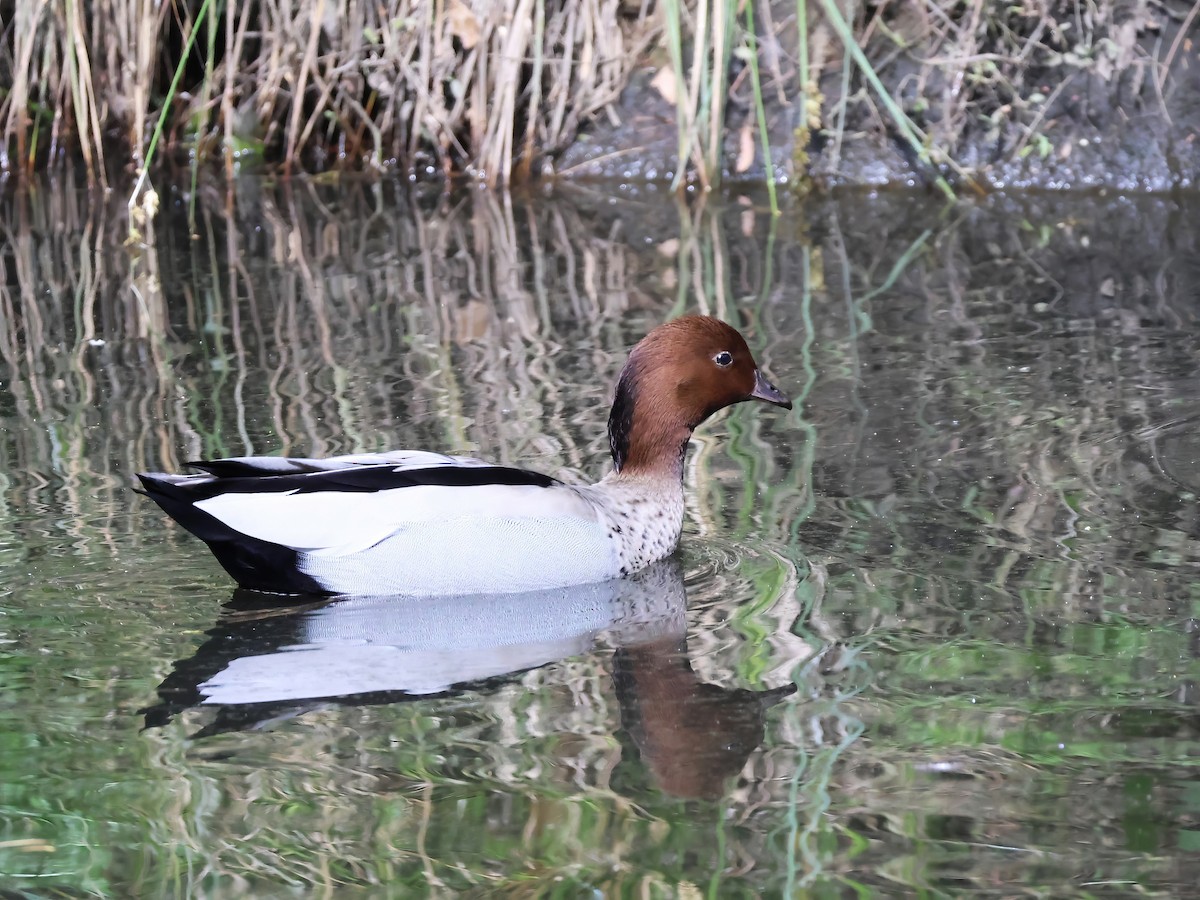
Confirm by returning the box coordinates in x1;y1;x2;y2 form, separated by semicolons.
138;451;621;595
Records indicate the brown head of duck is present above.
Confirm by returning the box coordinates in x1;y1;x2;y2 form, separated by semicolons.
607;315;792;479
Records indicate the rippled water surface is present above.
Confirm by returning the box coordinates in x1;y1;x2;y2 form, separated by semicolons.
2;179;1199;896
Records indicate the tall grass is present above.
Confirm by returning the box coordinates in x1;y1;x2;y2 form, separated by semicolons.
0;2;1179;197
0;0;661;187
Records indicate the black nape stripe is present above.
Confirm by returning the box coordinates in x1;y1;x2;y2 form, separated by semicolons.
608;367;637;472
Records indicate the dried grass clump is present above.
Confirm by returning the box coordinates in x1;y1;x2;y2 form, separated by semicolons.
1;0;1189;191
0;0;659;185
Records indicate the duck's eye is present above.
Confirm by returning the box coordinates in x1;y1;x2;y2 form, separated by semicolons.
714;350;734;368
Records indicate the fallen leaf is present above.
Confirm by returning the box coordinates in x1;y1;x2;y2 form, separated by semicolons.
447;0;481;49
650;66;677;105
734;124;754;173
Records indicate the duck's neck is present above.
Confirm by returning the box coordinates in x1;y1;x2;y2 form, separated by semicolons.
608;369;692;481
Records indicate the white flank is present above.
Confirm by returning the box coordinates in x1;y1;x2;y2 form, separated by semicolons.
194;480;601;556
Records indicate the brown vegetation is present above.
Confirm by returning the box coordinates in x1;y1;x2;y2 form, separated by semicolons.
0;0;660;186
2;2;1194;192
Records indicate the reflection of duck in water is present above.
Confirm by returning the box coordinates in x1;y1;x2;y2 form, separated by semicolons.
145;560;687;734
614;637;796;800
136;317;790;596
146;560;796;797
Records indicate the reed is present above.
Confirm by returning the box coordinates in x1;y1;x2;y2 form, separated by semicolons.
1;1;1167;192
0;0;661;187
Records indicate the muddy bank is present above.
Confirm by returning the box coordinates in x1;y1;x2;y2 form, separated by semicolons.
556;1;1200;192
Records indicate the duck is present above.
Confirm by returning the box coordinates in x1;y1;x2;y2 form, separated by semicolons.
137;315;791;596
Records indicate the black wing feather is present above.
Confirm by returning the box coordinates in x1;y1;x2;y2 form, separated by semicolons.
145;462;560;503
187;459;328;478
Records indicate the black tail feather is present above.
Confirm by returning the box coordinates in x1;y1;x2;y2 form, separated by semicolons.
137;474;327;594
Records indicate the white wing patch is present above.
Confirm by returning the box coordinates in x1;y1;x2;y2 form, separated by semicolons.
194;480;601;556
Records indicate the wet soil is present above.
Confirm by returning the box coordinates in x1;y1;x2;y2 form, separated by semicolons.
554;1;1200;191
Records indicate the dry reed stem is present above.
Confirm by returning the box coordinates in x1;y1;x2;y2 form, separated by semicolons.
1;0;658;184
0;0;1189;186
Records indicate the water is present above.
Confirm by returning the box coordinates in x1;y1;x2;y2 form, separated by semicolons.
2;178;1199;896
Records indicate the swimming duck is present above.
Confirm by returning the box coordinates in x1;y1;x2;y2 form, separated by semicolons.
137;316;791;595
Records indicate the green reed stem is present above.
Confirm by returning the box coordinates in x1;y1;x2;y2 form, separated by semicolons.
797;0;809;148
743;0;778;213
189;0;219;233
662;0;689;190
816;0;957;201
129;0;214;224
703;0;734;186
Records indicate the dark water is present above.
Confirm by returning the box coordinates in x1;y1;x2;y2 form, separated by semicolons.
1;177;1199;896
